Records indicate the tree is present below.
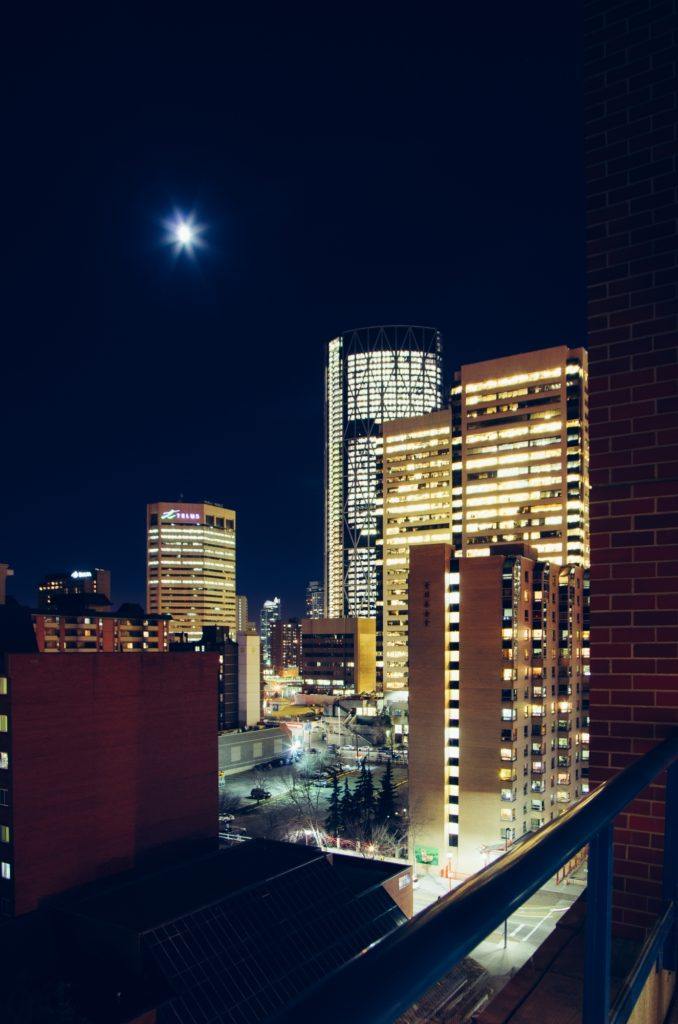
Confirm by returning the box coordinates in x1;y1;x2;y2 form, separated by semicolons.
355;820;407;860
339;777;357;834
375;759;396;826
325;773;341;837
218;791;242;817
353;759;375;837
283;775;327;843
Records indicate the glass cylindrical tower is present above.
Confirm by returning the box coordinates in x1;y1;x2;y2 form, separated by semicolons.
324;325;444;629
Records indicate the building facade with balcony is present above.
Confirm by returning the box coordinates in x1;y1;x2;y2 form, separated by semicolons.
32;603;170;653
408;542;586;876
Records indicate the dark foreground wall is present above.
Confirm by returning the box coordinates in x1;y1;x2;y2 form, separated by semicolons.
586;0;678;938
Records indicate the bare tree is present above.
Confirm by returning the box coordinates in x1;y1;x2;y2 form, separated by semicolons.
354;821;407;860
258;800;289;840
281;775;328;845
218;791;243;817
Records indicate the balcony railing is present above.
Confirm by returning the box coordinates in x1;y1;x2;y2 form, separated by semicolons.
272;731;678;1024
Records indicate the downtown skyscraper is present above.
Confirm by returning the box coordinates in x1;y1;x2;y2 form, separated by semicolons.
451;346;589;567
324;325;444;631
260;596;281;671
382;409;454;691
146;501;236;642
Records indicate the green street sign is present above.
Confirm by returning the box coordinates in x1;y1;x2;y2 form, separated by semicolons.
415;845;439;866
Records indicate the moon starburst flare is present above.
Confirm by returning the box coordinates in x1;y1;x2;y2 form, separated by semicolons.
162;210;206;256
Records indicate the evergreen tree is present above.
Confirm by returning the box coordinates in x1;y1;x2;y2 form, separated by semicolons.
339;777;356;834
325;772;341;836
376;759;396;826
354;759;376;836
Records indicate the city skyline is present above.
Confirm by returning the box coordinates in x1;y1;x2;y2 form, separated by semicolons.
4;5;584;619
3;339;588;621
1;4;676;1021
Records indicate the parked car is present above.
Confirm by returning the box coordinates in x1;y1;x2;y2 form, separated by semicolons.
250;787;271;801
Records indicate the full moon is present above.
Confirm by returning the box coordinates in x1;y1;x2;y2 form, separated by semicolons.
176;222;194;246
162;210;205;256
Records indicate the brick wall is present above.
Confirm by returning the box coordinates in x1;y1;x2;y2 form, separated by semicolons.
585;0;678;938
5;652;218;915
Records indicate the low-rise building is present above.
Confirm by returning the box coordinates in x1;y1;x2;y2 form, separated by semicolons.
33;601;170;653
301;617;376;695
218;725;292;776
0;645;218;918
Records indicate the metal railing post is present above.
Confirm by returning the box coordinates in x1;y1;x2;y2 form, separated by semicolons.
583;822;613;1023
662;761;678;971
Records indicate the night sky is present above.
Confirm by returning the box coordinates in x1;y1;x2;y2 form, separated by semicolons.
5;5;585;619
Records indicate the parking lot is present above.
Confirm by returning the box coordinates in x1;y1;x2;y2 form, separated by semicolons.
219;744;408;842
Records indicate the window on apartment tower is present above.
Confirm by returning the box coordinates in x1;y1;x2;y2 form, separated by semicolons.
0;717;7;732
0;826;8;843
1;863;10;880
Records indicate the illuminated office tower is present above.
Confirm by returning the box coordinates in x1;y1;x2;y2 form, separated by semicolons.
38;568;111;608
382;409;453;691
407;542;585;877
451;346;589;568
146;501;236;643
260;596;281;670
324;325;444;628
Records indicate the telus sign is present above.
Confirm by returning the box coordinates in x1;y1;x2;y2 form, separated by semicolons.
161;508;201;522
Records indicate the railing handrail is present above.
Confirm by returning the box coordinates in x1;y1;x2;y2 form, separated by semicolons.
271;731;678;1024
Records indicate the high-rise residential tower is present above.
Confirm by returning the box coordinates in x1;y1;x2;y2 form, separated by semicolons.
382;408;454;691
271;618;302;676
259;596;281;671
451;346;589;568
146;501;236;643
305;580;324;619
407;542;586;877
236;595;249;633
324;325;444;632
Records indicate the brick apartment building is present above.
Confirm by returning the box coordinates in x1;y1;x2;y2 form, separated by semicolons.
586;0;678;938
408;543;586;876
0;649;218;916
32;603;170;653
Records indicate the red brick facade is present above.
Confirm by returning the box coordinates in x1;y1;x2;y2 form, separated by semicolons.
586;0;678;938
2;652;218;916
